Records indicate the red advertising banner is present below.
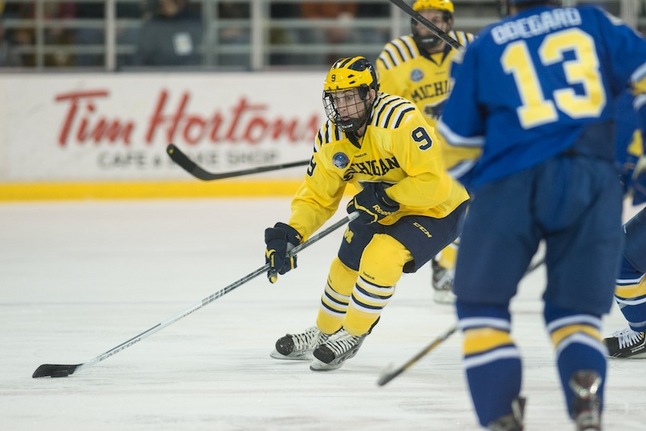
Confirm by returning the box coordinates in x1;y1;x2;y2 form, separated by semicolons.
1;73;323;181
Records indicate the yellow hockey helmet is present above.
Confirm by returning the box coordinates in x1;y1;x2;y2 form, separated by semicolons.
322;57;379;133
412;0;454;13
323;56;379;94
411;0;454;50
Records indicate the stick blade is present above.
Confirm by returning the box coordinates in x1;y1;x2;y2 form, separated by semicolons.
376;363;400;387
167;143;199;174
32;364;80;378
166;143;222;181
376;373;393;387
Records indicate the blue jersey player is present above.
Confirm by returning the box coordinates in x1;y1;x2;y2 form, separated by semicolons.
603;90;646;358
437;1;646;430
604;206;646;359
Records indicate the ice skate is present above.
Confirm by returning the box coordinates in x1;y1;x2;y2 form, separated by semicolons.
270;326;329;361
569;370;602;431
603;327;646;358
310;328;366;371
487;397;525;431
432;258;456;304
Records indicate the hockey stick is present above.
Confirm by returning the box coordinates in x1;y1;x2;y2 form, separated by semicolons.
377;322;457;386
388;0;463;51
32;212;357;378
377;255;545;386
167;143;310;181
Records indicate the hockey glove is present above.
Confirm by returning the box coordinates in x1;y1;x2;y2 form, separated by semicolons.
264;222;302;283
347;182;399;224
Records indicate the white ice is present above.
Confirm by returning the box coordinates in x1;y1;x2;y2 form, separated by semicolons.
2;198;646;430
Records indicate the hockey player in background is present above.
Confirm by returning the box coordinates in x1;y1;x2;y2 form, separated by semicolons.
605;207;646;358
437;0;646;429
376;0;475;304
604;90;646;359
263;56;469;371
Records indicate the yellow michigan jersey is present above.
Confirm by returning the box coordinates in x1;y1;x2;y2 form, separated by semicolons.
287;92;469;240
376;32;475;168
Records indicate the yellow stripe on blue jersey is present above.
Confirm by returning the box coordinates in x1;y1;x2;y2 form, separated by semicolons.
376;31;476;170
633;72;646;93
288;92;469;240
546;316;604;358
549;324;602;348
615;277;646;300
627;130;643;159
463;327;514;356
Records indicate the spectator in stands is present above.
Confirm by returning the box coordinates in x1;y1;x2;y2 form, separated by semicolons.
296;2;360;65
43;2;76;67
1;1;77;67
268;3;299;66
2;2;36;66
356;3;390;48
134;0;203;67
0;18;22;67
74;1;143;67
72;2;104;66
216;1;250;69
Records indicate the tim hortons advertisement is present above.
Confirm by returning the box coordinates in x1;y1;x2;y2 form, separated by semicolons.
0;74;323;181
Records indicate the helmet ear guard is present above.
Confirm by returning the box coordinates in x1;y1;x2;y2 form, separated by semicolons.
357;84;370;101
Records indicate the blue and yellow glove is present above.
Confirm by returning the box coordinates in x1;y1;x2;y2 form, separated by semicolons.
347;182;399;224
264;222;302;283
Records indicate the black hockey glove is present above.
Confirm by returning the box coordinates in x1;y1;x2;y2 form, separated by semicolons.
347;182;399;224
264;222;302;283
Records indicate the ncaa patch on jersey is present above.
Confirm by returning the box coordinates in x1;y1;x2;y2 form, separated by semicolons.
410;69;424;82
332;152;350;169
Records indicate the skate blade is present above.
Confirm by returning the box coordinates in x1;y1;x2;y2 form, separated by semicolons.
270;349;312;361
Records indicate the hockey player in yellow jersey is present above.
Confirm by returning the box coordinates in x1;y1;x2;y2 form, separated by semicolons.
264;56;469;371
376;0;475;305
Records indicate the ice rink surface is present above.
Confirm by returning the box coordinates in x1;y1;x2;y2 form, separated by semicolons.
2;197;646;430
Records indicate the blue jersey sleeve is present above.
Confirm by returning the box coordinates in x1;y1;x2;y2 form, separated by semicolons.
439;5;646;190
440;39;485;148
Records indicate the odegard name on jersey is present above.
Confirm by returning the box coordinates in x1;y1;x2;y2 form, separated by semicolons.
492;8;582;45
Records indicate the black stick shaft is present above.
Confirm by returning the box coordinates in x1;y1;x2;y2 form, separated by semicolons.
376;256;545;386
167;144;309;181
388;0;463;51
377;324;458;386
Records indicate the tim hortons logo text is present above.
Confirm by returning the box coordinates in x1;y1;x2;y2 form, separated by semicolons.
55;89;320;147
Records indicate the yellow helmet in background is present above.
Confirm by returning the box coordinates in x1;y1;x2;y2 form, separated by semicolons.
412;0;454;13
410;0;454;51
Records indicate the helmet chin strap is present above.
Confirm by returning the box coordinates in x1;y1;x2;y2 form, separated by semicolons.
337;97;373;135
417;35;443;51
411;14;452;53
